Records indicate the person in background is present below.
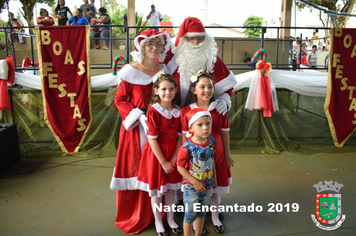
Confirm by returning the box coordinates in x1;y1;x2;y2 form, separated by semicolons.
291;44;298;71
66;8;89;26
79;0;91;22
87;0;97;15
324;52;330;72
6;12;25;44
54;0;72;26
308;45;318;70
123;13;138;32
297;43;308;66
91;7;111;50
312;29;319;45
146;4;162;31
37;9;55;26
243;56;257;70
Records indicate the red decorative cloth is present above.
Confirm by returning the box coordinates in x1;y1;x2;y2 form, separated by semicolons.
0;55;15;114
36;26;92;153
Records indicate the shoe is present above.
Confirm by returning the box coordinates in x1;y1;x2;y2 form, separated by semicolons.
94;45;99;49
171;226;183;235
193;228;207;236
103;46;109;50
156;231;168;236
213;225;224;234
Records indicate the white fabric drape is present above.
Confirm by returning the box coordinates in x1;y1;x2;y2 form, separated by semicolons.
13;69;328;97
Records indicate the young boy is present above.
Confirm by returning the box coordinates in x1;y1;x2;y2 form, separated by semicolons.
177;108;216;236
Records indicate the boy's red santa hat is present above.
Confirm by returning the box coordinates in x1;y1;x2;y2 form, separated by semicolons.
186;108;211;138
131;29;170;58
175;17;206;46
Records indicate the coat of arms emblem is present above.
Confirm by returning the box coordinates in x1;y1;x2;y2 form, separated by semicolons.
311;181;346;231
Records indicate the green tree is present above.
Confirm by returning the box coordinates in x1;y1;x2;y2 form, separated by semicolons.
295;0;356;28
162;14;171;22
243;16;264;38
108;6;149;36
0;0;9;14
12;0;56;34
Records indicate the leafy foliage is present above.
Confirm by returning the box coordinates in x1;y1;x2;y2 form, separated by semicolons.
243;15;264;38
295;0;356;27
108;6;148;36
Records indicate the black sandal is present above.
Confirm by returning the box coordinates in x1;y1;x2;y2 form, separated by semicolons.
156;231;168;236
171;226;183;235
213;224;224;234
193;228;207;236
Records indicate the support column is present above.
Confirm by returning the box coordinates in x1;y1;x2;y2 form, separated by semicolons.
280;0;292;38
128;0;136;35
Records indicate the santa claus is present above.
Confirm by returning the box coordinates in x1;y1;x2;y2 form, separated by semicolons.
164;17;237;113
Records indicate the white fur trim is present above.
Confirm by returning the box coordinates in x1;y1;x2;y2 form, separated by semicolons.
184;32;207;37
221;128;230;131
188;110;211;127
152;103;181;119
212;177;232;194
217;93;232;110
189;102;218;112
136;180;182;197
118;64;169;85
147;134;158;139
110;169;138;190
122;108;144;130
214;71;237;97
167;55;178;74
134;32;170;55
139;123;148;152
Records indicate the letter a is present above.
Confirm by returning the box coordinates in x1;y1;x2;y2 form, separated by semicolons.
64;50;74;65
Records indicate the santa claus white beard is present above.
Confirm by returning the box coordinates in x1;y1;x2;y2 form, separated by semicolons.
174;37;218;82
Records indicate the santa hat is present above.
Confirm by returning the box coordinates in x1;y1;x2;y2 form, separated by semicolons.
186;108;211;138
175;17;206;46
131;29;170;58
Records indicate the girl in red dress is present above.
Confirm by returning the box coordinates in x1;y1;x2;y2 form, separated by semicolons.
136;73;183;236
110;29;171;235
181;71;234;234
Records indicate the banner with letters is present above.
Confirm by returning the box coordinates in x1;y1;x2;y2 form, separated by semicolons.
324;28;356;148
36;26;92;153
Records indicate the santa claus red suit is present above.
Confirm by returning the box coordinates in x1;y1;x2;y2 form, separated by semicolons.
163;17;237;110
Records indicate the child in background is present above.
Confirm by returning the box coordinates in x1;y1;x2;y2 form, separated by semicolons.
177;108;216;236
54;0;72;26
181;71;234;234
87;0;97;16
136;73;183;236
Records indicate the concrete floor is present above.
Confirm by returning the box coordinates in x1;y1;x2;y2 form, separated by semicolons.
0;152;355;236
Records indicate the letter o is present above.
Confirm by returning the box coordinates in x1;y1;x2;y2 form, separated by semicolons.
53;41;62;56
344;34;352;48
255;205;263;212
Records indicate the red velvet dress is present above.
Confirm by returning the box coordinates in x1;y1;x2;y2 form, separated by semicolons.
110;65;168;234
136;103;182;197
181;102;232;194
